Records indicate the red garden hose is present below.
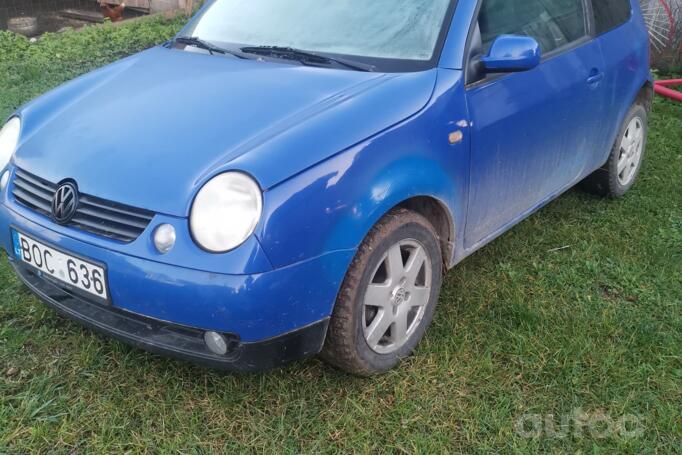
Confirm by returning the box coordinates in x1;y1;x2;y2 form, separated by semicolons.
654;79;682;102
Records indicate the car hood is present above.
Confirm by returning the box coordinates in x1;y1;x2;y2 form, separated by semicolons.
14;46;437;217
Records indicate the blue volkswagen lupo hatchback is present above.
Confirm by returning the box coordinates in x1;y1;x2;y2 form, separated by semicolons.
0;0;652;374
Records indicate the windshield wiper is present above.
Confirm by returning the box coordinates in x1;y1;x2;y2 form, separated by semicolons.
172;36;246;59
240;46;375;72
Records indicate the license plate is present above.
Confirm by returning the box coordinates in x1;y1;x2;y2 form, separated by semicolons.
12;230;109;301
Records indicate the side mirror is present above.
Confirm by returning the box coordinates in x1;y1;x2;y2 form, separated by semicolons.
481;35;541;73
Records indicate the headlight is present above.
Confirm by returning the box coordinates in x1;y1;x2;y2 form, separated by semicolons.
190;172;263;253
0;117;21;170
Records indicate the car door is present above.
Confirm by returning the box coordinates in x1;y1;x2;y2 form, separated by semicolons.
463;0;607;248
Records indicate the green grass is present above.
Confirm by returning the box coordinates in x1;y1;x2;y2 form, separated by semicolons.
1;17;681;454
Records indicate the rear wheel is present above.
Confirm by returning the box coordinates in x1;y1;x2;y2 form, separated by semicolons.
581;103;648;198
321;208;443;376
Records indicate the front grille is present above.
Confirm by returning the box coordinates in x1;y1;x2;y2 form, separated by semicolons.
12;168;155;243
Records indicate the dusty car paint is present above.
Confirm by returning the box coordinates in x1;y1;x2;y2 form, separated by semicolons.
0;0;652;370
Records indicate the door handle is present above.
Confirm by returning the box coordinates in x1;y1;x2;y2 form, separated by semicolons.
587;71;605;86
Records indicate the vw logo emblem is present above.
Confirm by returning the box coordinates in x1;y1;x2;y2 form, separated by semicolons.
52;182;79;224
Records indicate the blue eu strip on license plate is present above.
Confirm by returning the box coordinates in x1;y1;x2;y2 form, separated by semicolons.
11;229;22;258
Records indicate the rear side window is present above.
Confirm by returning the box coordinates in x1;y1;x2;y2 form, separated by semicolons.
479;0;587;53
592;0;632;34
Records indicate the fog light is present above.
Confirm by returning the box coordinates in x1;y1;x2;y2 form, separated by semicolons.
204;331;228;355
153;224;176;254
0;170;9;191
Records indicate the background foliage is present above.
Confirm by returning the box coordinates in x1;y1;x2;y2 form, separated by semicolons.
0;15;186;120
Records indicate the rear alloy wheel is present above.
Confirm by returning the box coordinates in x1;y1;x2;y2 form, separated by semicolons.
581;103;648;198
321;208;443;376
616;116;645;187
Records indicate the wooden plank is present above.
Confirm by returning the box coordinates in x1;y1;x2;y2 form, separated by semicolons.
96;0;150;7
181;0;194;15
94;0;151;13
60;9;104;23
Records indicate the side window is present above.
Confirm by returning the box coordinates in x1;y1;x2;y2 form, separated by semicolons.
479;0;587;53
592;0;632;34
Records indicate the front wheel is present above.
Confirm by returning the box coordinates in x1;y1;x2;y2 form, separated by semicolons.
321;208;443;376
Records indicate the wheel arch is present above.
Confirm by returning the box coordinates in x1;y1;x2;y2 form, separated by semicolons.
348;157;460;271
636;79;655;112
596;75;653;168
395;196;455;270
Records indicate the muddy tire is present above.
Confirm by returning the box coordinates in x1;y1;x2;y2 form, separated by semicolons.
321;208;443;376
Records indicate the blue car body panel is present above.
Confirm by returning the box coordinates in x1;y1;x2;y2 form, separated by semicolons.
0;0;651;366
256;68;468;268
439;0;479;70
593;2;653;168
16;47;438;216
464;37;608;246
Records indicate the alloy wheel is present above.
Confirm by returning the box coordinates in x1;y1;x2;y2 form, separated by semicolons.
362;239;432;354
617;116;645;186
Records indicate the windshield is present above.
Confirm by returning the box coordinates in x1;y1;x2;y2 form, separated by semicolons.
182;0;455;71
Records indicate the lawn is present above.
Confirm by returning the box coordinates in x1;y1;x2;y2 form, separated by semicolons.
1;16;681;454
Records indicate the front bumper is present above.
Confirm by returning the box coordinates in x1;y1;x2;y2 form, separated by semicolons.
0;186;355;371
10;260;328;372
